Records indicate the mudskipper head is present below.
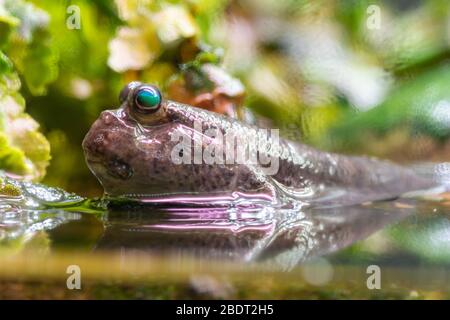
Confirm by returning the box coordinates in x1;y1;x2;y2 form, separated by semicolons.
82;82;268;199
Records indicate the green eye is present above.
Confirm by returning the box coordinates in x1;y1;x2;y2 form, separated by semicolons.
134;86;162;113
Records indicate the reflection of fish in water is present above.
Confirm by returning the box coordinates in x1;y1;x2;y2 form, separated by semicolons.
96;200;415;270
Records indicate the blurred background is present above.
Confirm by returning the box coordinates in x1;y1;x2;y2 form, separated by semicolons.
1;0;449;197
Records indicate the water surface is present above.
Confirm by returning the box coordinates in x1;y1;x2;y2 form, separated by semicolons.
0;167;449;299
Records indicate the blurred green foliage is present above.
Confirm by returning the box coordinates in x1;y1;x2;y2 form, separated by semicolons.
0;0;448;194
0;0;52;180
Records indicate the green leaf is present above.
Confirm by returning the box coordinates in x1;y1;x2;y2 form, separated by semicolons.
0;94;50;180
0;3;19;47
3;0;58;95
20;27;58;95
330;65;450;145
0;132;28;174
0;50;13;74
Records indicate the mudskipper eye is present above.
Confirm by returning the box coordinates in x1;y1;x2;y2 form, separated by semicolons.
133;86;162;114
119;81;141;104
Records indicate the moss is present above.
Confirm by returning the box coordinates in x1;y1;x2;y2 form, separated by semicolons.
0;177;22;196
